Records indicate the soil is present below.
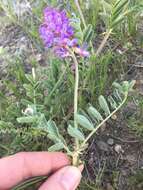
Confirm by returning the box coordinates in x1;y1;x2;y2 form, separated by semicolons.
84;115;143;189
83;45;143;189
0;14;143;190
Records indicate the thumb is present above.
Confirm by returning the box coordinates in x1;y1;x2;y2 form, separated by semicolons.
39;166;82;190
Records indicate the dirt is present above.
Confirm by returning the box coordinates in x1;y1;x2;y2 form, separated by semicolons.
84;114;143;189
83;49;143;190
1;14;143;190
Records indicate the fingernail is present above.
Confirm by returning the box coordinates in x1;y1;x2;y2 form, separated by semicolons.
60;166;81;190
78;164;84;172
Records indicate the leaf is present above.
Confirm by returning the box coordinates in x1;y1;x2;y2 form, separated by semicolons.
67;125;85;141
70;16;83;44
128;80;136;91
76;114;94;131
101;0;112;13
34;81;41;90
48;142;64;152
110;0;136;29
0;121;14;128
21;99;33;106
108;96;118;109
23;84;33;98
36;116;65;143
112;0;128;21
99;95;110;115
47;134;60;142
47;120;60;137
113;89;123;102
113;82;124;94
88;106;103;121
83;24;93;43
112;82;122;89
75;31;83;43
25;74;34;85
122;81;129;92
23;84;32;91
79;109;91;121
47;120;66;144
36;114;48;131
17;116;38;123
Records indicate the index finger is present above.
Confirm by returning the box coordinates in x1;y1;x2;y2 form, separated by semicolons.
0;152;70;189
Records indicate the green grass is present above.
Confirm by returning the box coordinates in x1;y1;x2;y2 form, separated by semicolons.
128;169;143;190
127;95;143;136
78;180;103;190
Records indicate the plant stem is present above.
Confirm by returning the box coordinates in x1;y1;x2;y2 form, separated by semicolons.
67;47;80;166
73;52;79;166
74;0;94;54
63;144;73;156
32;68;36;105
33;91;36;104
75;0;86;28
95;29;112;57
80;93;128;151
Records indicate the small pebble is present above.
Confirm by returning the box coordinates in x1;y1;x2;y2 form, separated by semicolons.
107;138;114;146
97;141;109;152
114;144;124;154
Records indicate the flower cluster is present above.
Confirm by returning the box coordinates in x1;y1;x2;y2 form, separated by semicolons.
39;7;89;58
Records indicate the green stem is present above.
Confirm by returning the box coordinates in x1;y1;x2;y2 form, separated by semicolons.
80;93;128;151
63;144;73;156
95;29;112;57
73;52;79;165
67;47;80;166
74;0;94;54
75;0;86;28
73;56;79;129
32;68;36;105
33;90;36;105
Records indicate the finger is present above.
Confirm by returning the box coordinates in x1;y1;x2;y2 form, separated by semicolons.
0;152;70;189
39;166;82;190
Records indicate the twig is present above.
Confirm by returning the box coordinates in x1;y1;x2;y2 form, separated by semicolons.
109;135;140;143
95;29;112;57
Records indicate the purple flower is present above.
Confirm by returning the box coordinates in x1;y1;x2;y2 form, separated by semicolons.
74;47;90;57
39;7;89;58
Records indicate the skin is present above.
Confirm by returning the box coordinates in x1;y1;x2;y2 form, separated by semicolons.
0;152;82;190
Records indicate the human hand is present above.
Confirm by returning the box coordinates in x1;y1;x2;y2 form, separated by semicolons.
0;152;82;190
